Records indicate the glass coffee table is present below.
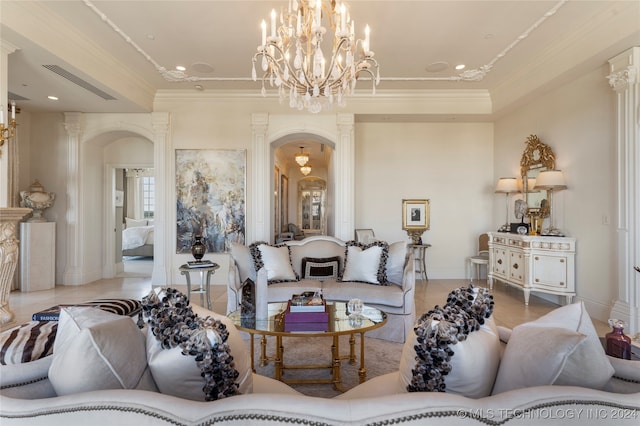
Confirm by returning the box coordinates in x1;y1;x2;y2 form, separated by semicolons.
228;301;387;391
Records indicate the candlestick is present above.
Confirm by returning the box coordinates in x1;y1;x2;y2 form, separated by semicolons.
11;101;15;120
364;25;370;53
315;0;321;27
261;20;267;46
340;3;346;32
0;107;4;124
271;9;276;38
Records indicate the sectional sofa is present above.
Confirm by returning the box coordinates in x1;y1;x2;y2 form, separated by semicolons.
227;235;415;343
1;290;639;426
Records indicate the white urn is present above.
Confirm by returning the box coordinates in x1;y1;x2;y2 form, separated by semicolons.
20;180;56;222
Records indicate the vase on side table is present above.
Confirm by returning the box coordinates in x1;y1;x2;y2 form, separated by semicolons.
191;236;206;261
605;319;632;359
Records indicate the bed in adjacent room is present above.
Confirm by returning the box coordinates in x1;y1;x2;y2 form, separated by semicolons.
122;218;154;257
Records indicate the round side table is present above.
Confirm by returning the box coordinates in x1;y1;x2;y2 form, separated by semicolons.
178;262;219;310
408;243;431;281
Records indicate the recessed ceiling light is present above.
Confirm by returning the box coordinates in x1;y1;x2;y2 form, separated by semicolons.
176;65;186;71
194;84;204;91
191;62;215;74
425;62;449;73
455;64;466;70
47;95;58;101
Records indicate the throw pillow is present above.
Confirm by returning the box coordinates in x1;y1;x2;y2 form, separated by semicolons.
386;241;407;286
230;242;257;283
250;242;298;283
340;240;389;285
125;217;147;228
48;307;155;396
399;285;499;398
491;301;614;394
143;288;252;401
301;256;341;281
0;321;57;365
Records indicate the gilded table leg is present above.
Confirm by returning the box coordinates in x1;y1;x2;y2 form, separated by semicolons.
358;332;367;383
332;334;344;391
260;335;268;366
275;336;283;381
248;333;256;373
348;333;356;364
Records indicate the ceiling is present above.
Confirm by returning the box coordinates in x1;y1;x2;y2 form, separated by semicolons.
2;0;638;119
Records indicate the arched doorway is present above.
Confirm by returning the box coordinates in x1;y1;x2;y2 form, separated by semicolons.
64;112;169;287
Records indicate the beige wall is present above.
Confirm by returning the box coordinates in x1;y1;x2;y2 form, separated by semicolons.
355;122;494;278
493;63;616;321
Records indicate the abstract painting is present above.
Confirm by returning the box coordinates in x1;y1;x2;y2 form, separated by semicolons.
176;149;246;253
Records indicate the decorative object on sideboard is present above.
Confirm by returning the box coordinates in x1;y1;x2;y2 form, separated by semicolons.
401;199;430;244
494;177;519;232
605;319;632;360
520;134;556;214
0;101;17;157
533;170;567;236
191;236;206;261
19;180;56;222
252;0;380;113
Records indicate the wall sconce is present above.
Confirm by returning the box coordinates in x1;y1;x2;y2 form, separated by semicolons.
495;177;519;232
0;101;17;156
534;170;567;236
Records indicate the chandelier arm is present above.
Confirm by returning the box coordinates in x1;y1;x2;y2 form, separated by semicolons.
260;42;310;90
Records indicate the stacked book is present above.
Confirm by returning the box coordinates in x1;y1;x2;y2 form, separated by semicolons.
186;260;217;269
284;293;329;332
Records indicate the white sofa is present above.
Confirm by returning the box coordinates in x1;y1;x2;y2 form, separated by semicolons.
1;300;639;426
227;235;416;343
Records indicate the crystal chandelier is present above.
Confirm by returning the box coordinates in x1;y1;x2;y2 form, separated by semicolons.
300;164;312;175
294;146;309;166
252;0;380;113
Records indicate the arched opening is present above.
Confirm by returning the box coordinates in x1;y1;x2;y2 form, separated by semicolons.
271;135;335;243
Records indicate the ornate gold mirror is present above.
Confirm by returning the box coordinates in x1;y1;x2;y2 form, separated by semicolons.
520;135;556;213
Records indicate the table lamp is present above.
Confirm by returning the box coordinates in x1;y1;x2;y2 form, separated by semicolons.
495;177;519;232
534;170;567;236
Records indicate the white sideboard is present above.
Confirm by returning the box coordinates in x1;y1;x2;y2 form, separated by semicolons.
487;232;576;305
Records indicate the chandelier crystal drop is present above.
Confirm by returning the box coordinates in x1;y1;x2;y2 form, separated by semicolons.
252;0;380;113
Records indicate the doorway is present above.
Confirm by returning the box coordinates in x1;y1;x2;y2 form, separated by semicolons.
118;167;154;278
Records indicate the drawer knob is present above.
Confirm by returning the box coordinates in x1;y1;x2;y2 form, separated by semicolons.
534;256;539;261
535;278;539;282
497;259;502;265
513;263;519;270
560;259;565;263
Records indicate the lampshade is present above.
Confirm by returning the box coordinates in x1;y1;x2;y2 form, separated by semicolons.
300;164;312;176
495;177;519;193
534;170;567;190
295;147;309;167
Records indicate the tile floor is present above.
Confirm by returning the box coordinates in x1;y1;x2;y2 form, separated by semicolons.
5;265;609;336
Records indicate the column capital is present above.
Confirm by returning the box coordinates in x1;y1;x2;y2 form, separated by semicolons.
608;47;639;92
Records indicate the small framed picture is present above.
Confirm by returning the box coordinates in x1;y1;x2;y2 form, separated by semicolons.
402;199;430;230
114;190;124;207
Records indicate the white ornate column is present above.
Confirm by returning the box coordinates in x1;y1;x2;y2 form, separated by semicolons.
608;47;640;336
251;113;269;243
151;112;170;286
62;112;84;285
334;113;355;240
0;207;31;330
0;40;19;208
